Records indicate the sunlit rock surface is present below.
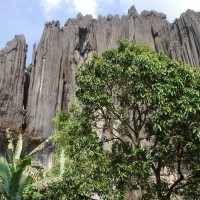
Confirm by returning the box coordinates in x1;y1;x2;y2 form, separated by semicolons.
1;8;200;166
0;35;27;128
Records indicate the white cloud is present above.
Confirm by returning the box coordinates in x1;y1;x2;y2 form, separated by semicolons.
40;0;67;12
39;0;200;22
118;0;200;21
40;0;98;17
170;0;200;15
71;0;98;17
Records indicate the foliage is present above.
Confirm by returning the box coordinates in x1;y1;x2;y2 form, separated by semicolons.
23;168;59;200
50;102;123;199
21;40;200;199
0;157;31;200
74;40;200;199
22;137;65;200
0;129;31;200
6;129;23;169
0;129;59;200
0;119;22;154
25;64;32;77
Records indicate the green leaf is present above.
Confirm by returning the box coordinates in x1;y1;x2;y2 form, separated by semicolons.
13;134;23;161
0;157;12;196
16;172;28;200
60;149;65;176
6;129;14;152
9;158;31;199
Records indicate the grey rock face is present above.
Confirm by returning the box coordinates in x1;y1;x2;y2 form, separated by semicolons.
169;10;200;67
1;8;200;144
27;21;63;138
1;8;200;166
26;9;200;140
0;35;27;128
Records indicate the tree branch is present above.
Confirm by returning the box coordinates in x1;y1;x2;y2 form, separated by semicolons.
165;147;184;199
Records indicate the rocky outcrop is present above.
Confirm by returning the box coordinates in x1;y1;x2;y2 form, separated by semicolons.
153;9;200;67
26;7;200;140
0;35;27;128
1;7;200;155
27;7;169;138
27;21;63;138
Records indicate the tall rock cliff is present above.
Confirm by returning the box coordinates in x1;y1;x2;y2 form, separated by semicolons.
1;7;200;159
26;7;200;140
156;9;200;67
0;35;27;128
27;22;63;139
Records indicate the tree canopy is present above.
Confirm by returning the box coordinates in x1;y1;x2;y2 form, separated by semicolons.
52;40;200;199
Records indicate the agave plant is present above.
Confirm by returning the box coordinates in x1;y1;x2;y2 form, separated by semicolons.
0;129;31;200
0;157;31;200
0;129;66;199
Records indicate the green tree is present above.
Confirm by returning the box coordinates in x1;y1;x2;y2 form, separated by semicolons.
74;40;200;199
50;102;122;199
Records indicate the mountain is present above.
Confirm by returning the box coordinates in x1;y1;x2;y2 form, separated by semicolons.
1;6;200;163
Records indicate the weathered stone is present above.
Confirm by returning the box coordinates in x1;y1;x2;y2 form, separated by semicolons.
0;8;199;139
2;8;200;164
128;5;138;17
169;10;200;68
27;22;63;138
0;35;27;128
26;8;200;142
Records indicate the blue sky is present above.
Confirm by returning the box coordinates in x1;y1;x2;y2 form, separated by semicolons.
1;0;200;65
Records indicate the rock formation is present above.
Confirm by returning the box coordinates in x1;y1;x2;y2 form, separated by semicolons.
0;35;27;128
1;7;200;161
26;7;200;141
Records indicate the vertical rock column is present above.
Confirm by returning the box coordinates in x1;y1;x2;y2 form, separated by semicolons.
25;7;176;140
169;10;200;68
27;21;63;139
0;35;27;127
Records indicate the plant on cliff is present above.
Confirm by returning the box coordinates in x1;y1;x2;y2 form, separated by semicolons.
73;40;200;199
25;64;32;77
